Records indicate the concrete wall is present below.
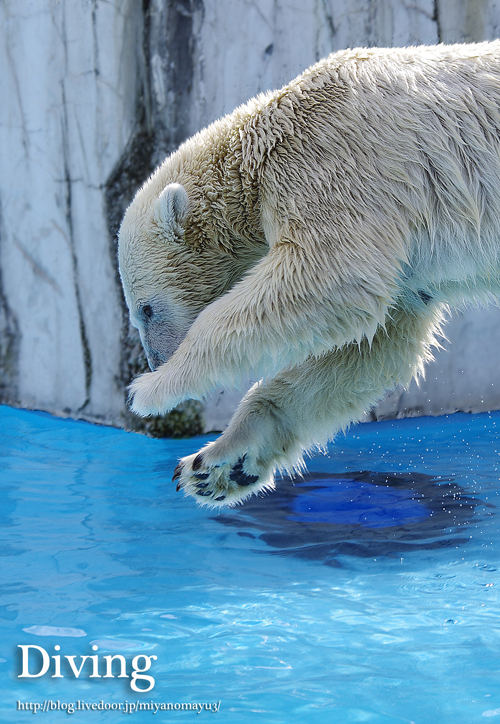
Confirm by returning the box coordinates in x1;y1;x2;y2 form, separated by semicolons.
1;0;500;434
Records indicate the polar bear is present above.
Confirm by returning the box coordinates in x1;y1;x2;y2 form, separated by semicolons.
119;42;500;507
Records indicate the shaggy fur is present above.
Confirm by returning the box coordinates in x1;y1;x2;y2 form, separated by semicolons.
119;42;500;507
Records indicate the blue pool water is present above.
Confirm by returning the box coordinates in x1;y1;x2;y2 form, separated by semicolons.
1;404;500;723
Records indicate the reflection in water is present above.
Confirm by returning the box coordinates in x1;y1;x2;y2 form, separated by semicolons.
214;471;479;564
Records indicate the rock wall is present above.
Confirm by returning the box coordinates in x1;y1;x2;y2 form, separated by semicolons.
0;0;143;424
1;0;500;433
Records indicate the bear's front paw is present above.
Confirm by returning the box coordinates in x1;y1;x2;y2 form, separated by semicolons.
128;369;185;417
173;445;276;507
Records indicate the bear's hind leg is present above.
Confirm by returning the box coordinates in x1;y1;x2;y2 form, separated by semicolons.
174;298;445;507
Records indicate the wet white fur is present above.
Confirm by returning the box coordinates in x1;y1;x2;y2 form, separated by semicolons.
119;43;500;507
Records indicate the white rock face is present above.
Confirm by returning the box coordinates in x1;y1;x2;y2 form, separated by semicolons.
0;0;143;423
1;0;500;431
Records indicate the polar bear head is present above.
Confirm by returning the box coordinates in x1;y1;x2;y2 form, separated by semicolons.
118;180;264;371
119;183;194;370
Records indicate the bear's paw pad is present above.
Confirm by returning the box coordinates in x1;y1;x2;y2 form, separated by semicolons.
173;452;274;507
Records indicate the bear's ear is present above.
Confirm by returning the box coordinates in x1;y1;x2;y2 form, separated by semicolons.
154;183;189;239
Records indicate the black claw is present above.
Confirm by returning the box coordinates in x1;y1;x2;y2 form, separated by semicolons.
196;489;213;497
194;472;210;480
229;455;259;487
173;463;184;491
192;453;204;471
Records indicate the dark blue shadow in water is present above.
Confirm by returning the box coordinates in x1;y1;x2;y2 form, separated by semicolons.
214;471;480;565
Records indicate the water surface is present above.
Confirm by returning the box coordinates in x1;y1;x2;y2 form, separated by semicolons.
1;405;499;722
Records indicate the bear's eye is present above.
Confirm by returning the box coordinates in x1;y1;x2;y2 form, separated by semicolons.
142;304;153;319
